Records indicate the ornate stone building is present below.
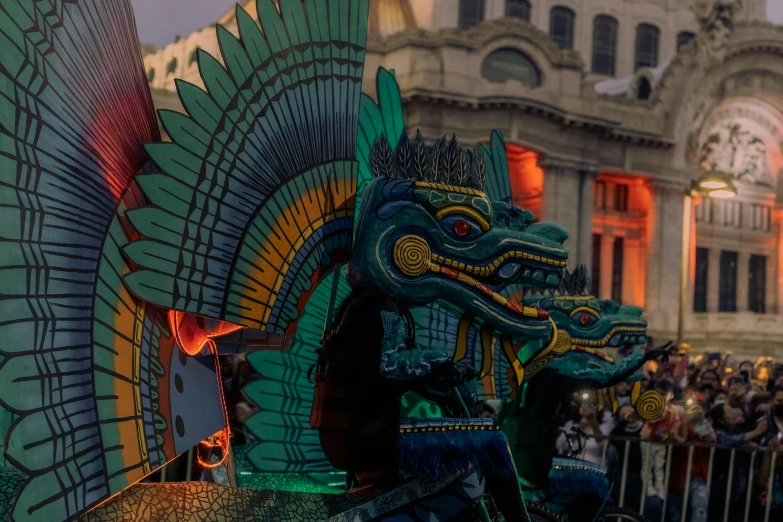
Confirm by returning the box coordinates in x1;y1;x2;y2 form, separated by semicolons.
143;0;783;359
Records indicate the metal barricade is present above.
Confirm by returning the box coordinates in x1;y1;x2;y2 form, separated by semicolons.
595;434;782;522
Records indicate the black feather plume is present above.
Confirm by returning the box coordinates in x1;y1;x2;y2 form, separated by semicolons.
456;146;471;186
431;136;446;183
471;145;486;189
394;130;414;179
412;130;429;181
377;134;394;178
556;265;592;296
443;134;458;185
370;138;382;177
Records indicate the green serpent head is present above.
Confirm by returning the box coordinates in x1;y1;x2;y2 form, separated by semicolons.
511;266;648;376
348;133;568;341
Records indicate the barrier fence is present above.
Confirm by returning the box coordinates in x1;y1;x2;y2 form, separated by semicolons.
597;434;782;522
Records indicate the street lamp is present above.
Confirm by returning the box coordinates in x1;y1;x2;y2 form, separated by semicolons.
677;172;737;351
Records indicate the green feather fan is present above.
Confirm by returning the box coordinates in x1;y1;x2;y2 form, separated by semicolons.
124;0;369;337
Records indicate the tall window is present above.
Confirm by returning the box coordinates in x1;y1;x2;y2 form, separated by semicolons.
147;68;155;83
635;23;660;70
550;6;576;49
611;237;624;302
592;15;618;76
719;251;738;312
506;0;531;20
749;255;767;313
459;0;485;29
594;181;607;209
677;31;695;51
592;234;601;296
614;184;628;211
694;248;708;312
752;204;771;231
189;48;199;65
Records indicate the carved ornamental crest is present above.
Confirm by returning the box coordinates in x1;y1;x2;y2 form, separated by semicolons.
699;122;770;185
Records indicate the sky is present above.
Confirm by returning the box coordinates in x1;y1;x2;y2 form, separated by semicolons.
132;0;783;48
131;0;237;47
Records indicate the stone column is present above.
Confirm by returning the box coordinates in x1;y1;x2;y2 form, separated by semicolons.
600;235;615;300
645;180;687;334
707;248;722;313
540;158;598;269
622;238;642;306
578;169;597;275
737;251;750;313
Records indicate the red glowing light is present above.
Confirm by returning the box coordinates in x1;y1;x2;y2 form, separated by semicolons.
168;311;242;468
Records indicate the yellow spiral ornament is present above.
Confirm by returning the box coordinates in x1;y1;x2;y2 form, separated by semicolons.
522;317;559;380
552;329;572;355
634;390;666;421
393;235;432;277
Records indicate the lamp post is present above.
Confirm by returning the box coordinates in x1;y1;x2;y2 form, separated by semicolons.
677;173;737;351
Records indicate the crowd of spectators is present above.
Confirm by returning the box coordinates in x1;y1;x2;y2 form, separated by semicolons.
554;340;783;522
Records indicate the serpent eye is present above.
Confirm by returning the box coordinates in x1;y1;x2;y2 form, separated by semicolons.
572;311;598;327
453;219;471;237
439;215;484;240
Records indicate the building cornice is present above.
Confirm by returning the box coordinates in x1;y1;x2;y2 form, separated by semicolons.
367;18;584;70
404;90;675;149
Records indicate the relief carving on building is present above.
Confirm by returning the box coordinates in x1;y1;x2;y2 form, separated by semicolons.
692;0;744;71
699;122;769;184
697;103;783;186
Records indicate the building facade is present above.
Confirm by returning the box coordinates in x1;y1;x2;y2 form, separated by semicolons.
143;0;783;359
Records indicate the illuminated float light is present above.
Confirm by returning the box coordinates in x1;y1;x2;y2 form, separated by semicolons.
698;175;729;190
708;189;736;199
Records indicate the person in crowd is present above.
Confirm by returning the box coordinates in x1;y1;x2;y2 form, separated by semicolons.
712;389;729;407
668;393;713;522
615;382;632;408
767;364;783;391
727;376;754;431
756;433;783;520
610;405;645;511
556;399;613;466
698;369;722;392
640;402;681;521
739;360;756;380
707;402;768;522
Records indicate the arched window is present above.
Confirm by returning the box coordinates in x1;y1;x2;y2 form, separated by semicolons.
481;48;542;87
147;68;155;83
550;6;575;49
637;77;652;100
592;15;618;76
635;23;660;70
677;31;695;51
459;0;485;29
189;48;199;65
505;0;531;21
166;57;177;76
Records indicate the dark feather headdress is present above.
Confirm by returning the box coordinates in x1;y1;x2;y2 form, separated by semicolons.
369;130;486;190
